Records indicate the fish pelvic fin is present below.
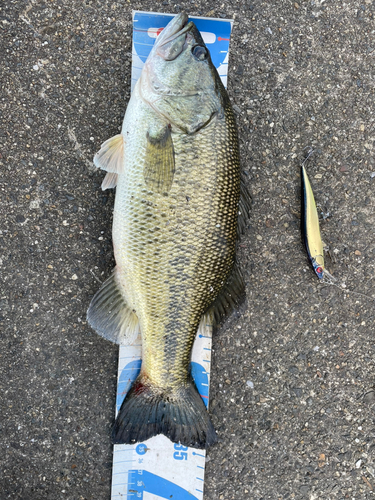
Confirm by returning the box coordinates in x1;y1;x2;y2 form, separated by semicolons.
87;270;139;345
101;172;118;190
94;134;125;174
112;375;217;449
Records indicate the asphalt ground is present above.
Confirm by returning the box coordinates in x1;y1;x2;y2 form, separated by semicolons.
1;1;375;499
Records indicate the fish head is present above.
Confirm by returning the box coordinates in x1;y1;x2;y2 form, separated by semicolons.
140;12;225;134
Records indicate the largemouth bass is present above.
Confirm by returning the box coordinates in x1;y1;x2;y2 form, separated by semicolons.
87;12;251;449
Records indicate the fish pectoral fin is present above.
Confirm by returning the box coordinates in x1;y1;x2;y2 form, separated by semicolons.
94;134;125;173
237;176;252;238
101;172;118;190
207;261;246;327
143;125;175;194
87;270;139;345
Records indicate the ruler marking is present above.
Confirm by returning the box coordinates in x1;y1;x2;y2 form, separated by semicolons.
131;40;154;47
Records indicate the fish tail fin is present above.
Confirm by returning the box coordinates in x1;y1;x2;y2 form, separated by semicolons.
112;376;217;449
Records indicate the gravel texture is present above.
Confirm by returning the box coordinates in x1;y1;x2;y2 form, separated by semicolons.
1;1;375;499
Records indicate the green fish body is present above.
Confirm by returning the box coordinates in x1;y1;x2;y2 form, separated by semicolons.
87;12;251;449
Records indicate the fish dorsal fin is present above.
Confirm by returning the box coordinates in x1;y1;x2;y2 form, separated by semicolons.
87;270;139;345
101;172;118;191
143;125;175;194
207;261;246;327
237;176;252;238
94;134;125;174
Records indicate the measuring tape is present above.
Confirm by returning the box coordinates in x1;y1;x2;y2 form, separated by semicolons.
111;12;233;500
111;331;212;500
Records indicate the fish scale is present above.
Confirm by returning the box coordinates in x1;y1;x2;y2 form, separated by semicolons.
113;95;239;390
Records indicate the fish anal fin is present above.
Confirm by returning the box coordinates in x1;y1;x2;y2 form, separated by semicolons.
87;270;139;345
237;176;252;238
94;134;125;174
101;172;118;190
144;125;175;194
208;262;246;327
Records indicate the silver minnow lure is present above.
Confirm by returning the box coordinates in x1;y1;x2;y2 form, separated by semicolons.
301;165;334;282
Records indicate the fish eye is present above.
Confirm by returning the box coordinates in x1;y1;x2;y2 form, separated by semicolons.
192;45;208;61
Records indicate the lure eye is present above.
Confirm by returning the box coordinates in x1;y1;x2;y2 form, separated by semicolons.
192;45;208;61
316;267;323;275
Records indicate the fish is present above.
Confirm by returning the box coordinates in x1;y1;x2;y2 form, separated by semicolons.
87;12;251;449
301;165;334;281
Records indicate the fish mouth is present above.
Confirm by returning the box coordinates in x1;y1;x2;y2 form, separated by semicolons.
155;12;194;48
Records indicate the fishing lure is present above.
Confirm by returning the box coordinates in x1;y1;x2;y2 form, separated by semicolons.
301;165;335;282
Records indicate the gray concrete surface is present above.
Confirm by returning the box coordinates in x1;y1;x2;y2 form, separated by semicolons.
1;0;375;498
